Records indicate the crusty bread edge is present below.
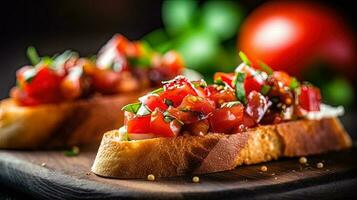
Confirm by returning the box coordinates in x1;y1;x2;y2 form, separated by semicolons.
91;117;351;178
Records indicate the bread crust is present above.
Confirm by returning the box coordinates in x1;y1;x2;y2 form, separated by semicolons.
91;118;351;178
0;92;146;149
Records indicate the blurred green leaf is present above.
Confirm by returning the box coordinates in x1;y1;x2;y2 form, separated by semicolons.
142;29;169;48
322;77;354;107
176;31;219;73
162;0;197;35
201;1;243;40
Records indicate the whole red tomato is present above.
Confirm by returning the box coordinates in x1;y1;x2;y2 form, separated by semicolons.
238;1;356;77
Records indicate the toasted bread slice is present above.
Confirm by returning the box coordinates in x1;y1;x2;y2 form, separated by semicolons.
91;117;351;178
0;92;147;149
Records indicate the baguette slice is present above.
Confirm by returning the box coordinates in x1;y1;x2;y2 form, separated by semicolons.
91;117;351;178
0;92;147;149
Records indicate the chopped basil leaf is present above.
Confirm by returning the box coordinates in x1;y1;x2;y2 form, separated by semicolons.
238;51;251;66
193;80;207;88
164;99;173;106
214;77;224;85
163;111;183;125
39;56;54;67
261;85;271;95
136;104;151;116
270;97;280;104
258;61;273;75
235;72;247;104
122;102;142;114
27;46;40;65
221;101;242;108
23;68;37;83
128;56;151;68
290;77;300;89
151;87;164;94
64;146;80;157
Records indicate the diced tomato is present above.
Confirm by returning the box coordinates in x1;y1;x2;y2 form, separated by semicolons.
139;93;167;111
11;88;41;106
91;69;122;94
244;74;265;95
208;104;244;134
14;66;65;105
207;86;237;106
158;51;184;78
178;95;215;115
213;72;235;87
150;109;182;137
126;115;151;134
167;107;201;124
161;76;198;107
271;71;292;87
299;85;321;111
245;91;269;123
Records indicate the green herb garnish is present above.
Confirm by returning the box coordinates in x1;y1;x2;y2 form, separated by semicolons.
214;77;224;85
136;104;151;116
27;46;40;66
234;72;247;104
164;99;173;106
64;146;80;157
289;77;300;89
258;60;273;75
221;101;242;108
122;102;142;114
128;56;151;68
238;51;251;66
151;87;164;94
261;85;271;95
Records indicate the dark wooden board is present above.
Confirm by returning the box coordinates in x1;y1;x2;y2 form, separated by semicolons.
0;146;357;200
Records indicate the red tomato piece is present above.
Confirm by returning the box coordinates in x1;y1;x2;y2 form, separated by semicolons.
126;115;151;134
213;72;235;87
139;93;168;111
158;51;184;78
245;91;269;123
150;109;182;137
208;104;244;134
161;76;198;107
271;71;292;87
244;74;265;95
299;85;321;111
207;86;237;106
167;107;201;124
16;66;64;105
178;95;215;115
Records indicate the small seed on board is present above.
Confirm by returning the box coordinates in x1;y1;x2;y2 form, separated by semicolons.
147;174;155;181
299;157;307;164
260;166;268;172
317;162;324;169
192;176;200;183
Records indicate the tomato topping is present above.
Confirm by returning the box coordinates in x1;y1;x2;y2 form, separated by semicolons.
244;74;265;95
213;72;235;87
161;76;198;107
158;51;184;78
271;71;292;87
184;119;209;136
126;115;151;134
207;86;236;106
14;66;64;105
178;95;215;115
150;109;182;137
245;91;269;123
208;104;244;134
139;93;167;111
299;85;321;111
167;107;201;124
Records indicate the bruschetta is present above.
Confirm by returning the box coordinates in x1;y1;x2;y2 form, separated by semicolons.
92;53;351;178
0;34;184;149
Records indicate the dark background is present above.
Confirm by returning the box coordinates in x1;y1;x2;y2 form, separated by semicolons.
0;0;356;99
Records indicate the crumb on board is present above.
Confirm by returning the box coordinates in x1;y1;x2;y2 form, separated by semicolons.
147;174;155;181
192;176;200;183
317;162;324;169
86;172;91;176
274;177;278;180
299;157;307;164
41;162;46;167
260;166;268;172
